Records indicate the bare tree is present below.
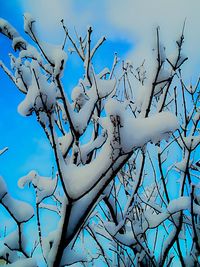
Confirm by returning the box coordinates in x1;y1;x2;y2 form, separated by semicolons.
0;14;199;267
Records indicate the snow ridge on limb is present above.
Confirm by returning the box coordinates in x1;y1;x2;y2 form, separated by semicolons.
6;258;37;267
0;18;27;51
18;170;58;204
0;147;8;156
0;176;34;223
105;98;179;153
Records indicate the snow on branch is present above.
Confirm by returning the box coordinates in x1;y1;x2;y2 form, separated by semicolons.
0;14;198;267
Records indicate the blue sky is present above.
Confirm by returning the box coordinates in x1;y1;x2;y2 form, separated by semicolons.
0;1;132;200
0;3;133;265
0;0;200;199
0;0;199;221
0;1;45;198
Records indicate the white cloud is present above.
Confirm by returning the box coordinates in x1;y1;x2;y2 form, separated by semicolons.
21;0;111;42
21;0;200;80
105;0;200;80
